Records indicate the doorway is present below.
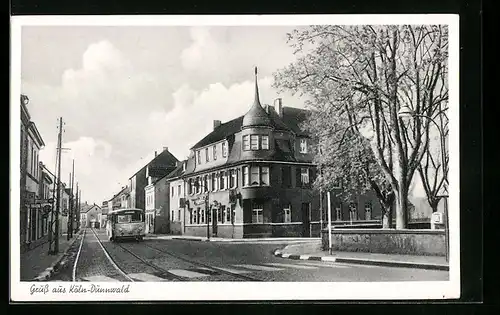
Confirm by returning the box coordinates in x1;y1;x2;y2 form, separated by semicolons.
212;208;218;237
301;203;311;237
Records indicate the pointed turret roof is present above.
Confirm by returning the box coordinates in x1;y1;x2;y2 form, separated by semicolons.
242;67;272;129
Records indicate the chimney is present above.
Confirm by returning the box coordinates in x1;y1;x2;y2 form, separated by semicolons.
213;120;222;130
163;147;168;152
274;98;283;117
155;151;158;157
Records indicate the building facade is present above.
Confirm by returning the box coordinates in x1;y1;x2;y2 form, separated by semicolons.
180;71;322;238
129;148;179;211
165;162;186;235
101;201;108;228
20;94;46;250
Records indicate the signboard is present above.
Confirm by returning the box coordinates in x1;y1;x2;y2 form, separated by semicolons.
431;212;444;224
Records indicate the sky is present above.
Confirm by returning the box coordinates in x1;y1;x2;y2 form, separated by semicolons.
20;25;431;207
21;25;309;204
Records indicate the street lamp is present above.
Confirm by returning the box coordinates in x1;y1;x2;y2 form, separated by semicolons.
398;105;449;262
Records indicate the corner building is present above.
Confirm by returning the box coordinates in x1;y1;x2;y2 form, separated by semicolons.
182;69;319;238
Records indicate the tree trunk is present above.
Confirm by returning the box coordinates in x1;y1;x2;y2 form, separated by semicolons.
394;183;409;229
381;204;393;229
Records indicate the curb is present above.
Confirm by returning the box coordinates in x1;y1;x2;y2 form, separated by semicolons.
273;249;449;271
33;231;83;281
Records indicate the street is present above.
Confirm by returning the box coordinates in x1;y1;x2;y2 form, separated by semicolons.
49;228;449;282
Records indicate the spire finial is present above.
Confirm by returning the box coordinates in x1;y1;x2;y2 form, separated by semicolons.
254;66;261;106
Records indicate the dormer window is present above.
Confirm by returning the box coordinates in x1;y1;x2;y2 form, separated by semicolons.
299;138;308;153
222;142;228;158
205;148;209;162
197;151;202;164
213;145;217;160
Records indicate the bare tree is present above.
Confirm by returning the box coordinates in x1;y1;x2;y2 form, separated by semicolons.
274;25;449;229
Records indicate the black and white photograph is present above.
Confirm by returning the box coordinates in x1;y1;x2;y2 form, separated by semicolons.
10;15;460;301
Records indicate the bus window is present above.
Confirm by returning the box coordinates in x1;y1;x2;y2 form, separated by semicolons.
116;211;142;223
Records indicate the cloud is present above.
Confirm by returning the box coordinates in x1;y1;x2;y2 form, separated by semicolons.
147;76;308;161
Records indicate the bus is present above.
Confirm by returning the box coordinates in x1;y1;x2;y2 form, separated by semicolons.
106;208;146;242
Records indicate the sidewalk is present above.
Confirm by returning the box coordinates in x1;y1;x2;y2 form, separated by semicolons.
20;231;81;281
145;234;320;243
274;242;449;271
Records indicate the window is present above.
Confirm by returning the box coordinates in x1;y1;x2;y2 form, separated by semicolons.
226;205;231;222
178;209;181;221
218;206;224;223
197;150;202;164
171;210;175;221
211;173;218;191
196;177;202;194
335;205;342;221
260;166;269;186
229;169;237;188
203;175;209;192
208;208;212;223
261;135;269;150
250;166;260;185
365;202;372;220
205;148;209;162
281;166;292;188
250;135;259;150
242;135;250;151
300;168;310;185
299;138;308;153
283;205;292;223
189;209;193;224
177;185;181;195
252;204;264;223
349;203;357;221
222;142;228;157
220;171;226;190
243;166;249;186
171;186;174;197
200;208;204;224
213;145;217;160
117;211;143;223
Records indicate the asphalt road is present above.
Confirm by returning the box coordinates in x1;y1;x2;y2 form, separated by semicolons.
50;228;449;282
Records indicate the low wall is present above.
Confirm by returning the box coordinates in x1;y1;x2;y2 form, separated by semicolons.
321;228;445;256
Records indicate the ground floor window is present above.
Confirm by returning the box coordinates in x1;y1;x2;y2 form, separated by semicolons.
218;206;224;223
283;205;292;223
365;202;372;220
201;208;205;224
171;210;175;221
252;204;264;223
335;205;342;221
349;203;357;221
178;209;181;222
189;209;193;224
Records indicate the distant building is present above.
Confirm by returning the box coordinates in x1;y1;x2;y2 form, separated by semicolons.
80;203;102;228
128;148;179;211
109;186;130;211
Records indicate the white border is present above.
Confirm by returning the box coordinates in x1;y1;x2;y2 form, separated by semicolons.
10;14;460;301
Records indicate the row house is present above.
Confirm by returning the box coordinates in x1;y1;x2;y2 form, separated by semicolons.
165;162;187;235
109;186;130;211
20;94;46;251
128;147;179;211
180;69;320;238
143;155;180;234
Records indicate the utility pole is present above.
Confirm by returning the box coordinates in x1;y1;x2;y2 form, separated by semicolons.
75;183;79;232
67;160;74;240
52;117;63;254
327;191;332;255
